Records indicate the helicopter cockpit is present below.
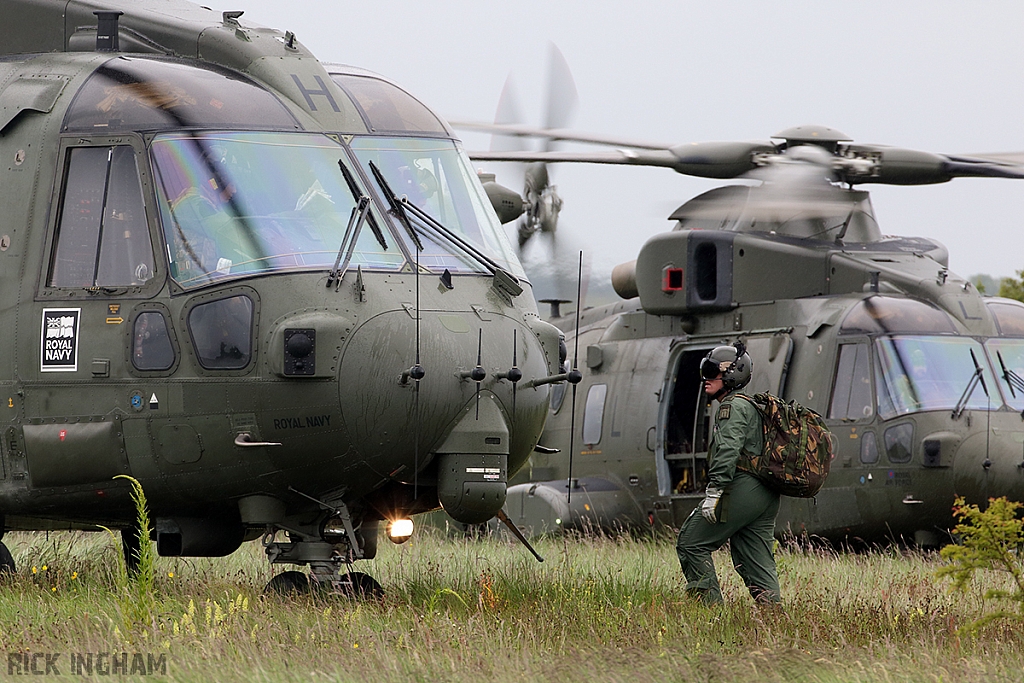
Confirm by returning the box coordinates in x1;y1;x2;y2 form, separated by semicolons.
51;55;523;291
829;296;1024;422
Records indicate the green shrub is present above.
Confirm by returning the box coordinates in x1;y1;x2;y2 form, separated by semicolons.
937;496;1024;632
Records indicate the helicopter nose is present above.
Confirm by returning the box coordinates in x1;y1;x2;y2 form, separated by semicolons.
335;307;552;521
953;426;1024;505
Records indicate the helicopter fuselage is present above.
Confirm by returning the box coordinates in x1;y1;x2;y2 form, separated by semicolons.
510;211;1024;546
0;0;562;569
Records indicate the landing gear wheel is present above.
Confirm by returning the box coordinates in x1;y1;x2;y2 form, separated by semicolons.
0;541;14;574
335;571;383;600
265;570;310;595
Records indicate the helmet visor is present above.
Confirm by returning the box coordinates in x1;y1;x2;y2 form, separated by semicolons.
700;357;724;380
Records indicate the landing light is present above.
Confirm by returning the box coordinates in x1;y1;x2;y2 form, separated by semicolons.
387;518;414;544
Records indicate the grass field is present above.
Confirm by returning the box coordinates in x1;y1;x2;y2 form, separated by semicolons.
0;528;1020;682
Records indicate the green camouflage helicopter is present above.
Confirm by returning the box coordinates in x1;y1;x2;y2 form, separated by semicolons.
0;0;566;593
461;122;1024;547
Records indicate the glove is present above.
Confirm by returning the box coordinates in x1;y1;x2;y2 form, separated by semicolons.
701;486;723;524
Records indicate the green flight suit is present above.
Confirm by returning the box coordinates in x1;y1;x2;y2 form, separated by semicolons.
675;390;782;604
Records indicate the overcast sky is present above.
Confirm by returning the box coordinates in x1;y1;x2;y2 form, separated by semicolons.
229;1;1024;289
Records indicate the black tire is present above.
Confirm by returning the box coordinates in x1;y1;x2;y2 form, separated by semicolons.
0;541;14;574
265;570;310;596
336;571;383;600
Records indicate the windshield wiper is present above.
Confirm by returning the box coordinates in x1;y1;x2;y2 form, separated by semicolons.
996;350;1024;418
337;160;387;250
367;160;523;298
326;195;370;290
952;349;989;419
367;160;423;252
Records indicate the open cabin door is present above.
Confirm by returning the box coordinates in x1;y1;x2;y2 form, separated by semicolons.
656;332;793;501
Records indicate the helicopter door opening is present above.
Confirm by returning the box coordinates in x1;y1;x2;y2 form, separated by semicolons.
659;348;715;496
656;333;793;497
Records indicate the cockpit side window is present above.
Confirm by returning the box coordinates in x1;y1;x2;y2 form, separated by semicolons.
828;343;873;420
187;295;253;370
132;310;176;371
48;145;154;288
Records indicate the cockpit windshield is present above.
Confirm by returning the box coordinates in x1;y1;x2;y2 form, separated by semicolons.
350;137;525;278
874;336;998;419
151;131;525;287
151;131;403;287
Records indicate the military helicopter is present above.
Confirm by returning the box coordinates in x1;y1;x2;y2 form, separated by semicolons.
460;122;1024;547
0;0;568;593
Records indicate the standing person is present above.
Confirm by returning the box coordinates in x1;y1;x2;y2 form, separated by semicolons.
675;343;782;605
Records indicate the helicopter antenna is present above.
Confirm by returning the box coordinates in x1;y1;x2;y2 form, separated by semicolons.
459;329;487;419
566;250;584;506
411;239;425;499
495;329;523;420
511;329;519;416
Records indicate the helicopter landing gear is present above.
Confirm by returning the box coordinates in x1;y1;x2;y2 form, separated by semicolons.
265;570;310;595
0;516;12;574
260;511;382;599
308;562;383;599
0;542;15;574
262;564;383;598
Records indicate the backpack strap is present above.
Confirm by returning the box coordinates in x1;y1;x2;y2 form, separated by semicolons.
725;393;765;475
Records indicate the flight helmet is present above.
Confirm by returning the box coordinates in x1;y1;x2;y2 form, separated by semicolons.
699;342;752;391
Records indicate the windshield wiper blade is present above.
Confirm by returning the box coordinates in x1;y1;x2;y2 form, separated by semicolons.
367;160;423;251
398;197;523;298
952;349;989;419
367;160;523;298
337;160;387;250
398;197;499;273
326;195;370;290
997;351;1024;418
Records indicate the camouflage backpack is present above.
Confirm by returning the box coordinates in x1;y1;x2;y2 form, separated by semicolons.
734;392;835;498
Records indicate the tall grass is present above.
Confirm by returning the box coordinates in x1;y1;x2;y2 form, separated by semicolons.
111;474;157;638
0;528;1020;682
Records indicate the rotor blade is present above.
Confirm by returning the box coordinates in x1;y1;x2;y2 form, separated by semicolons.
467;146;766;179
940;155;1024;179
453;121;675;150
543;43;578;148
843;146;1024;185
468;148;681;167
524;162;550;194
485;74;528;204
491;75;528;153
951;151;1024;166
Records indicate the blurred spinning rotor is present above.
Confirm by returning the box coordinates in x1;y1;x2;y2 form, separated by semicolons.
478;43;578;253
